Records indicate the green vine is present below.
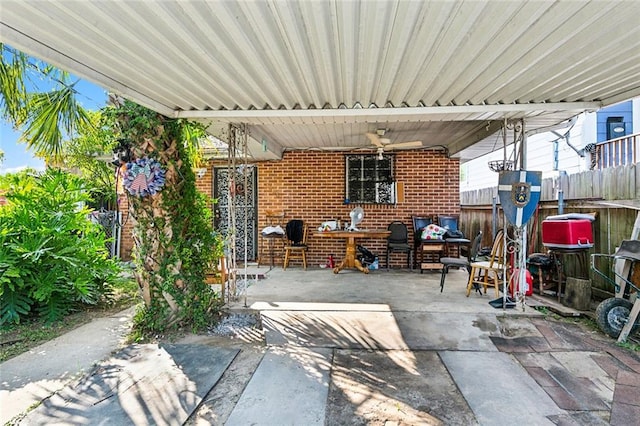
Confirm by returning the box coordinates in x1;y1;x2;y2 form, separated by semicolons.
103;100;223;335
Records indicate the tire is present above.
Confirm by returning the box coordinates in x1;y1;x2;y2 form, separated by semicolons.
595;297;640;339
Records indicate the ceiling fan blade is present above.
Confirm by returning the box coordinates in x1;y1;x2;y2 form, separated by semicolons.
366;132;384;147
386;140;423;149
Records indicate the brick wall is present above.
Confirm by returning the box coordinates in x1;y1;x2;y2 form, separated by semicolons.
117;150;461;268
118;194;134;260
257;150;460;268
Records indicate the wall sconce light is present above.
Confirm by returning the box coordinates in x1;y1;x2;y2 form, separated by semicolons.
196;168;207;179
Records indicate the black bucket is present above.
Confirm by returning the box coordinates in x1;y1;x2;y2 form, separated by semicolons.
489;297;516;309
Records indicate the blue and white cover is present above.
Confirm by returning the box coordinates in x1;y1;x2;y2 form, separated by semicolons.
498;170;542;227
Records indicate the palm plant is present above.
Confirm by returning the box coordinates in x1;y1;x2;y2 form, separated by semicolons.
1;43;93;163
1;44;223;332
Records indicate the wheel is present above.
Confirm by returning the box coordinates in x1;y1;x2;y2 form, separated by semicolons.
595;297;640;339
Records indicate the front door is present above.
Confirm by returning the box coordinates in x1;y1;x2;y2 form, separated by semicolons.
213;166;258;261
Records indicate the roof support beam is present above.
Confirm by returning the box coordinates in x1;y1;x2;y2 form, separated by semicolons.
175;102;601;122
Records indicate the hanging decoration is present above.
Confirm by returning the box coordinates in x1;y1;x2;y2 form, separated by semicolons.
498;170;542;228
490;118;542;311
123;157;166;197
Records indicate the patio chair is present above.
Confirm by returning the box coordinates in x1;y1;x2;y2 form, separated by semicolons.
439;231;482;292
385;221;413;270
283;219;308;270
438;214;465;239
466;229;505;297
437;214;459;230
258;210;286;268
412;216;433;268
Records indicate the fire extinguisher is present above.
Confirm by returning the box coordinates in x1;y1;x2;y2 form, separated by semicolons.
328;254;335;268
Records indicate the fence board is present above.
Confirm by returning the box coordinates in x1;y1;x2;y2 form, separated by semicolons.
460;163;639;301
462;165;636;206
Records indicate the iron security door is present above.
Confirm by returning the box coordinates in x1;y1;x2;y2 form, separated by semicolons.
214;167;257;261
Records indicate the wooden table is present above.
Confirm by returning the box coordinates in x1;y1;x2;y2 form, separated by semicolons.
313;229;391;274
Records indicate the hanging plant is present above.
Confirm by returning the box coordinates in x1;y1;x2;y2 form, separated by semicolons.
123;156;166;197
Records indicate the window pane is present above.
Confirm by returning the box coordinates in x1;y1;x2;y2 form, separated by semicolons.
345;154;394;204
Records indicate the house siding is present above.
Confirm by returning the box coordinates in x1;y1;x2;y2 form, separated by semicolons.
461;97;640;193
597;100;633;142
460;114;593;191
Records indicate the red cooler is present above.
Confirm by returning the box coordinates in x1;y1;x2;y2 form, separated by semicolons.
542;219;593;249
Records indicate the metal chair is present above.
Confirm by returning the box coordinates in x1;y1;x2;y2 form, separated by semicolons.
439;231;482;292
385;221;413;270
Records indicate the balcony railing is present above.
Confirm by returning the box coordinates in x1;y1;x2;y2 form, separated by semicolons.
593;132;639;169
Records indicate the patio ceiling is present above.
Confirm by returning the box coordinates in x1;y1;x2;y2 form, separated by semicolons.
2;0;640;162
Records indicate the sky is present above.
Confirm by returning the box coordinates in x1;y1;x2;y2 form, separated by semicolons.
0;71;108;174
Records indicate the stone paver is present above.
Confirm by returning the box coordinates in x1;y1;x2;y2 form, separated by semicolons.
225;346;332;426
23;344;238;425
5;268;640;425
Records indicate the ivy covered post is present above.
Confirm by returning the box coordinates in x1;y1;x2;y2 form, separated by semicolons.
107;100;222;333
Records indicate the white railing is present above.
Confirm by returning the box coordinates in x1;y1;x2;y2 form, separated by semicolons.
593;132;639;169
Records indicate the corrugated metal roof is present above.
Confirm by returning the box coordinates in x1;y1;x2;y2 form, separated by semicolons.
2;0;639;161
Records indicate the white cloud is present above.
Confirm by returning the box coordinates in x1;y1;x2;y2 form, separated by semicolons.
0;164;46;175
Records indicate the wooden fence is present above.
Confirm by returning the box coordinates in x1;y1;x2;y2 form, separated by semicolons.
460;164;639;300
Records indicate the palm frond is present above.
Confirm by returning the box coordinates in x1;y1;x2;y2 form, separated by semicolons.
21;84;93;161
0;43;29;125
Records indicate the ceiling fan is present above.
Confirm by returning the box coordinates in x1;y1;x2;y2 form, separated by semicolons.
365;129;422;158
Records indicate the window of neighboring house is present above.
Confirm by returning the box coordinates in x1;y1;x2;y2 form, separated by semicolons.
345;154;395;204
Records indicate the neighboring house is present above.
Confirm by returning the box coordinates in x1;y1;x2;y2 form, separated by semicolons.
460;98;640;192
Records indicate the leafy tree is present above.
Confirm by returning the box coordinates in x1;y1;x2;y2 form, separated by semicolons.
59;110;119;209
1;45;223;332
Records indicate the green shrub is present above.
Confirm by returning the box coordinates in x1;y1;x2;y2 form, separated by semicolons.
0;169;125;325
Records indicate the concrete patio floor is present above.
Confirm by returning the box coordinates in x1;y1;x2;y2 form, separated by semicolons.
4;265;640;425
228;265;537;315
